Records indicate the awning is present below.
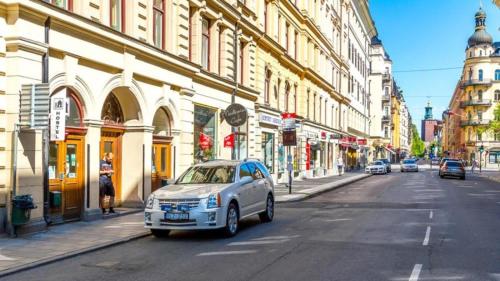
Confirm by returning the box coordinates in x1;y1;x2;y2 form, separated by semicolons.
384;146;396;154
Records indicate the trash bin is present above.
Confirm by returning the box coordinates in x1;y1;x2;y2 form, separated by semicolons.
11;195;37;226
50;191;62;208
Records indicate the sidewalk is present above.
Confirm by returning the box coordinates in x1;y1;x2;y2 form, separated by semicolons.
0;172;371;277
275;172;371;203
0;211;148;278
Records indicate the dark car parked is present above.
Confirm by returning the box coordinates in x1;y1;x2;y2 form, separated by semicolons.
439;160;465;180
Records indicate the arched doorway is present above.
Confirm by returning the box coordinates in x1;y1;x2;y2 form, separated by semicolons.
48;88;86;222
151;107;173;191
100;92;125;205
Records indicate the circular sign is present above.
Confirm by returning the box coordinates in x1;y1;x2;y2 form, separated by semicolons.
224;103;248;127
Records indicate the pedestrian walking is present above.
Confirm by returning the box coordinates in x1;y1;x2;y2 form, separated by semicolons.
337;156;344;176
99;152;116;214
471;159;478;174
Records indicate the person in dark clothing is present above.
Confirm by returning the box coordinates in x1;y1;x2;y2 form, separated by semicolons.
99;152;115;214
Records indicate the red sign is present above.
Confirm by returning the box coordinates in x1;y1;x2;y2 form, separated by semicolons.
281;112;297;119
348;136;357;143
321;132;327;139
387;144;393;149
357;139;367;145
198;133;212;150
224;133;234;148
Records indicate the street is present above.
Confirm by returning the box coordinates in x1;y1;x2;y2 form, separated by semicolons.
4;168;500;281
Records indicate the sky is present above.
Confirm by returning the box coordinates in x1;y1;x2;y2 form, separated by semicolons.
370;0;500;132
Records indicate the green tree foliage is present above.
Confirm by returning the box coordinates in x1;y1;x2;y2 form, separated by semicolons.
410;124;425;157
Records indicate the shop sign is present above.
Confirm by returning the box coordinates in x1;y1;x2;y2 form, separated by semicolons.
259;113;282;127
305;131;318;139
281;112;297;131
330;133;343;139
348;136;357;143
321;132;327;139
224;103;248;127
50;89;66;141
282;130;297;146
357;138;367;145
224;133;234;148
198;133;212;150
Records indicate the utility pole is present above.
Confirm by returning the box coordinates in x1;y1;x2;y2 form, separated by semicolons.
231;22;239;160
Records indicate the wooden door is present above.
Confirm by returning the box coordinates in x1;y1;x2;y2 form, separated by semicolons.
151;143;171;192
100;132;122;204
48;136;84;221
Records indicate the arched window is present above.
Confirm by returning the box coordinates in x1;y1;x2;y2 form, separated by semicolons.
101;93;124;125
478;69;483;81
495;70;500;80
152;108;172;136
66;91;83;127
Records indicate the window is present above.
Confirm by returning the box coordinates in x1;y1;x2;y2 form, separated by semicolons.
201;18;210;70
246;163;264;180
478;111;483;120
285;22;290;51
477;132;482;141
495;90;500;101
495;70;500;80
294;31;298;59
264;2;268;33
50;0;72;10
284;82;290;112
240;42;245;84
194;105;217;163
307;90;310;118
276;79;281;109
313;93;317;121
153;0;165;49
110;0;125;32
319;97;322;123
294;84;297;113
239;164;252;179
278;15;281;44
264;68;270;104
478;69;483;81
262;133;274;173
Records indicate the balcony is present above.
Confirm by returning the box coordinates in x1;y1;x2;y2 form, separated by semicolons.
460;79;492;88
382;73;391;82
460;119;490;127
459;99;492;108
382;115;391;123
382;94;391;102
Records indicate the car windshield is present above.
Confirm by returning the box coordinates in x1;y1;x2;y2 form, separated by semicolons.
403;160;415;164
176;165;236;184
371;161;383;166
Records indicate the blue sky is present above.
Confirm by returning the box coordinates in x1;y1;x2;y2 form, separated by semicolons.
370;0;500;131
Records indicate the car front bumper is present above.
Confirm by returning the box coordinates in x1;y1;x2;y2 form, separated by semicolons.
441;171;465;178
144;206;227;230
401;166;418;171
366;168;385;174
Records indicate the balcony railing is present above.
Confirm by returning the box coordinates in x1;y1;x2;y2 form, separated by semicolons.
382;115;391;123
459;99;492;108
382;94;390;102
460;79;492;88
382;73;391;82
460;119;491;127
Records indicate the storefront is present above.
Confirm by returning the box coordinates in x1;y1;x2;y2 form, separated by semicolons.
194;105;218;163
258;112;282;182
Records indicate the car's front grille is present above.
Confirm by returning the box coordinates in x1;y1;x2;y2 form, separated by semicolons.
158;198;201;209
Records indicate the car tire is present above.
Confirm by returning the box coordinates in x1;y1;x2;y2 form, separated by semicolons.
151;229;170;238
461;176;466;180
224;202;239;237
259;194;274;223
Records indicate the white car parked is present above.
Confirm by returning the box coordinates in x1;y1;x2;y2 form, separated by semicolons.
144;159;274;237
365;161;387;175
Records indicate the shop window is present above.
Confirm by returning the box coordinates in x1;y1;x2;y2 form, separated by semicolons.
489;152;500;164
262;132;274;173
66;93;83;127
194;105;217;163
495;90;500;101
110;0;125;32
49;143;58;180
153;0;165;49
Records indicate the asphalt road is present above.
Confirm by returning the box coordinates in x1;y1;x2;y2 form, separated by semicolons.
5;168;500;281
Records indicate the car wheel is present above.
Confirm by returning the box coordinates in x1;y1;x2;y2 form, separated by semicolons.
461;176;466;180
224;202;239;237
151;229;170;238
259;194;274;223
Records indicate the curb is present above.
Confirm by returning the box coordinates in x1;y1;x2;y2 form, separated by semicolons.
275;173;372;203
0;230;151;278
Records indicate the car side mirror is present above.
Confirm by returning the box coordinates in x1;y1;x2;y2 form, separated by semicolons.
240;176;253;185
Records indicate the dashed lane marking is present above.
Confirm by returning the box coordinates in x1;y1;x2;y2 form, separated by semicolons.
251;235;300;241
0;249;16;261
429;211;433;220
423;226;431;246
228;239;290;246
197;250;257;256
324;218;352;222
409;264;422;281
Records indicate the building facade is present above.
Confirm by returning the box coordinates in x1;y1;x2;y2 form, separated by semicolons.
0;0;384;234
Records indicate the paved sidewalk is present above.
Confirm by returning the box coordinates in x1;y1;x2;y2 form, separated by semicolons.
0;211;148;277
275;172;371;203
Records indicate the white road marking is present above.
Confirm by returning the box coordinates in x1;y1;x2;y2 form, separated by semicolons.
423;226;431;246
0;249;16;261
104;225;123;229
484;190;500;193
197;250;257;256
251;235;300;241
409;264;422;281
468;193;495;197
429;211;433;220
324;218;352;222
413;190;444;192
120;222;144;225
228;239;289;246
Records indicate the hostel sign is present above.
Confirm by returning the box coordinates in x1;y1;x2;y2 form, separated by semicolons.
50;89;66;141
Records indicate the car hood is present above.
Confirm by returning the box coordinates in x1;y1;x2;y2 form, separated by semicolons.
152;183;229;199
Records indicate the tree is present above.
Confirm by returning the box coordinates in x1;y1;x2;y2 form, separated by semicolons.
483;103;500;138
410;124;425;157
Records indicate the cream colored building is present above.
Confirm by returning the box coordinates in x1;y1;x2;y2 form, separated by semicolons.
0;0;382;234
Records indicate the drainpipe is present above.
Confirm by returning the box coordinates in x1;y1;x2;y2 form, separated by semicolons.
42;17;51;225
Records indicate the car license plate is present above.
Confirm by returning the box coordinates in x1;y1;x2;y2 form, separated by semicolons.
165;212;189;221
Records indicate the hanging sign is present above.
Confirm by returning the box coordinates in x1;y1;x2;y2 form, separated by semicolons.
281;112;297;131
357;139;367;145
224;133;235;148
224;103;248;127
282;130;297;146
198;133;212;150
50;89;66;141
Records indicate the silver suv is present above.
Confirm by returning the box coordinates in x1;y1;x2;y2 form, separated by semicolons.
144;159;274;237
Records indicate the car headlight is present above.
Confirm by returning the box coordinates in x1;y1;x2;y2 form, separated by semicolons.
146;194;155;209
207;193;221;209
